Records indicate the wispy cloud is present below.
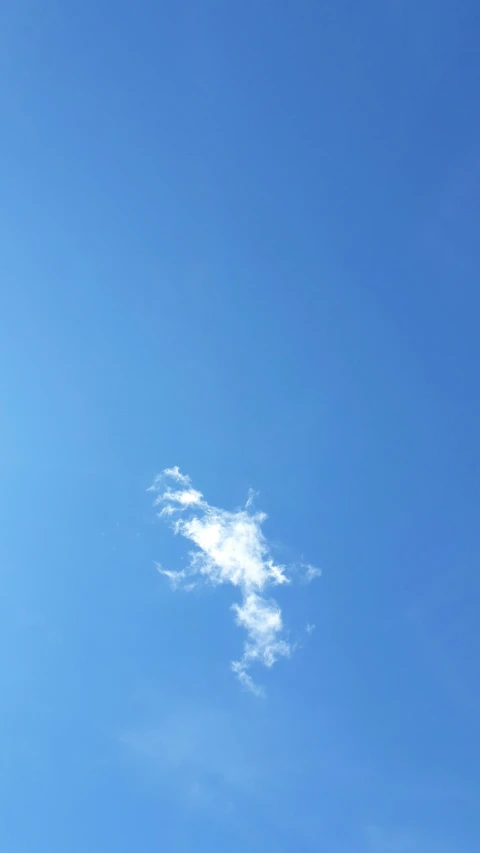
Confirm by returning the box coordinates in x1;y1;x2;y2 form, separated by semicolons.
302;563;322;583
148;467;318;694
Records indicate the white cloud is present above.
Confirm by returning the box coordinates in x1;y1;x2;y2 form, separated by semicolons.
155;564;188;590
149;468;318;694
163;465;191;485
245;488;258;509
155;487;204;509
302;563;322;583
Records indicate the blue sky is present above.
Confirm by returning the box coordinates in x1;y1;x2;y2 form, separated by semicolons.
1;0;480;850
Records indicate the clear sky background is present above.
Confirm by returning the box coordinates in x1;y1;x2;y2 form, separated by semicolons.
1;1;480;851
